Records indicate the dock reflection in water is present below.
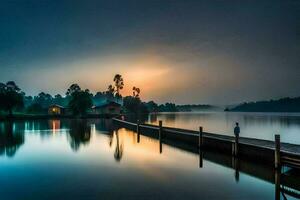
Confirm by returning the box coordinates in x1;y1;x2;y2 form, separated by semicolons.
0;119;300;200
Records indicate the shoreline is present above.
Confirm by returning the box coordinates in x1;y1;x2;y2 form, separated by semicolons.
0;114;120;121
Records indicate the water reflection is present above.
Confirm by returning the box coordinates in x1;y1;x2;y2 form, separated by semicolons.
114;130;123;162
0;121;24;157
1;119;300;199
149;113;157;123
129;121;300;199
199;148;203;168
68;119;91;151
232;157;240;182
49;120;61;133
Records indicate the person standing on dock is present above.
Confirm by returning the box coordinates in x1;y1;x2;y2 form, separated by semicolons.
234;122;240;137
233;122;240;157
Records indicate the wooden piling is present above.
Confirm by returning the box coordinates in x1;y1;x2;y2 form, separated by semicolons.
159;120;162;141
136;120;140;133
199;126;203;148
137;120;140;143
159;120;162;153
275;134;281;169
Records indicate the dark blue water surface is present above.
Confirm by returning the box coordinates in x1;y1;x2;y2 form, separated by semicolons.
0;118;299;200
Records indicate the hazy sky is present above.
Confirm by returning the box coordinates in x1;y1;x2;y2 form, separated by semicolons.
0;0;299;104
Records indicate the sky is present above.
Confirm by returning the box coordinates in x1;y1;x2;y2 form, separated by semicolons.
0;0;299;105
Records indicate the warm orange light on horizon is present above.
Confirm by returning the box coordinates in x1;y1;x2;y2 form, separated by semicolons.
43;50;199;103
122;67;170;97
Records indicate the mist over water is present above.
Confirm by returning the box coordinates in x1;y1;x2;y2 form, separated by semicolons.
147;112;300;144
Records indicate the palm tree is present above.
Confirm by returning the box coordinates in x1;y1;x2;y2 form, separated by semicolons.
132;87;140;98
113;74;124;98
105;84;115;100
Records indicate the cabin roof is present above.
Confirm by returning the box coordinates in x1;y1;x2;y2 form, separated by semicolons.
49;104;65;109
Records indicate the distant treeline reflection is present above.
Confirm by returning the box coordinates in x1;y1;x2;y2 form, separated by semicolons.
0;119;114;157
0;121;24;157
0;119;127;162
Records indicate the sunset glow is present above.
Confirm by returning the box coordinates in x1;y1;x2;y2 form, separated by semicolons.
1;1;300;200
0;1;298;104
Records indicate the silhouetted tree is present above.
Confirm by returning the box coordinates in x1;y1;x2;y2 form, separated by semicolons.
228;97;300;112
123;96;141;113
132;86;140;98
53;94;67;106
54;94;62;99
33;92;53;108
105;84;115;99
66;83;81;96
123;87;149;114
26;103;44;114
0;81;24;116
123;96;149;114
146;101;159;112
113;74;124;98
67;84;93;116
158;103;178;112
94;91;105;99
24;95;33;107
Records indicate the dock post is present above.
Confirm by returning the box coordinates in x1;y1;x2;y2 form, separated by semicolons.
159;120;162;153
199;126;203;148
159;120;162;140
275;134;281;169
137;120;140;143
234;133;239;157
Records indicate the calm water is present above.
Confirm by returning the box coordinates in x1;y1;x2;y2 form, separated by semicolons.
147;112;300;144
0;119;298;200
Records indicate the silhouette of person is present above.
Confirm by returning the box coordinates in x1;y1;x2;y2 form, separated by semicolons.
234;122;240;137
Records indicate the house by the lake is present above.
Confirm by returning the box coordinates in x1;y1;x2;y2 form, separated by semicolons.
48;104;65;115
92;101;121;115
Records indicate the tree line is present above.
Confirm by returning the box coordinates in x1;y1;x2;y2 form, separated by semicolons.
0;74;215;117
0;74;174;116
225;97;300;112
0;74;126;116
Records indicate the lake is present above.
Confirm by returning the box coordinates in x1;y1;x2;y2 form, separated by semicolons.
0;117;299;200
146;112;300;144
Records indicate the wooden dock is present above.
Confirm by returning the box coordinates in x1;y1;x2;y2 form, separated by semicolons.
113;118;300;169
